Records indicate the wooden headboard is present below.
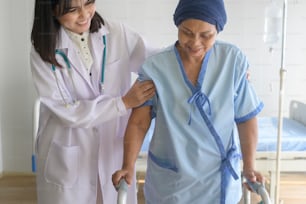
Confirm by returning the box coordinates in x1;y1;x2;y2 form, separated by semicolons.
289;100;306;126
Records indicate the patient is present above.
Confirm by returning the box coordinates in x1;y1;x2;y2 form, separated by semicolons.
112;0;264;203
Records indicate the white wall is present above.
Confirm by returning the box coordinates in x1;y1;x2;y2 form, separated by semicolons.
0;0;36;174
96;0;178;47
0;0;10;174
220;0;306;116
0;0;305;173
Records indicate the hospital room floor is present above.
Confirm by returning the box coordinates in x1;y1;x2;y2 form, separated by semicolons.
0;173;306;204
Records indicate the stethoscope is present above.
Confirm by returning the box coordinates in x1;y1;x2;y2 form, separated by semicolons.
51;35;106;108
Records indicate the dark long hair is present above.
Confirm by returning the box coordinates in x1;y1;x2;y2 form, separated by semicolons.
31;0;104;67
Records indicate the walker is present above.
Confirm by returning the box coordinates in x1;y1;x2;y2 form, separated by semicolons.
116;178;272;204
243;179;272;204
116;180;128;204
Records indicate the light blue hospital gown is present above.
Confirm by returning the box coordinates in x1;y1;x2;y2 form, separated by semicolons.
138;41;264;204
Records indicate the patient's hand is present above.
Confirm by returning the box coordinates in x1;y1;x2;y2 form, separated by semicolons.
243;169;266;192
112;168;134;189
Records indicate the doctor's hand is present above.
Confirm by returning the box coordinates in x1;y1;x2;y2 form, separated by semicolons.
122;80;155;109
112;168;134;189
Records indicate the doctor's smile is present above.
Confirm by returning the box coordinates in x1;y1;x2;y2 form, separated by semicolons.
56;0;96;34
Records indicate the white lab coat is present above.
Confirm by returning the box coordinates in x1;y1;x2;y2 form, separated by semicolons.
30;20;155;204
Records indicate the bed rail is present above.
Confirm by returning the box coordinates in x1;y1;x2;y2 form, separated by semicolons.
290;100;306;125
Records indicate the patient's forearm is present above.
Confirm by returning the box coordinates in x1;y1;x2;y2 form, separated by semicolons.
122;106;151;170
122;123;147;170
238;117;258;171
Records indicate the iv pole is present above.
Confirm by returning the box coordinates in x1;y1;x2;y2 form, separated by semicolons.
274;0;287;203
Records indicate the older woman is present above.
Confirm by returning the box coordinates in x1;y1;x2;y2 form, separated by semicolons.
112;0;264;203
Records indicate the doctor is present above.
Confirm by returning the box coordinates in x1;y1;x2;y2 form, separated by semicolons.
30;0;156;203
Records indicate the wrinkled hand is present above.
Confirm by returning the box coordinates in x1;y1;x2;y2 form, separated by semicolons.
122;80;155;109
112;168;134;189
243;169;265;192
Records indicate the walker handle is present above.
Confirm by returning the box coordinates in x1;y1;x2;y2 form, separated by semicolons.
116;179;128;204
246;180;272;204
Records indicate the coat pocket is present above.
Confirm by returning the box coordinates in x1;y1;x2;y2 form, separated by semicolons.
44;142;80;188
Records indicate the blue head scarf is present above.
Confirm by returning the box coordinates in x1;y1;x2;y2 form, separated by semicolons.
173;0;227;33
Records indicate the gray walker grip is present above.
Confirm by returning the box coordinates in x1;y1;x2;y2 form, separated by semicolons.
117;179;128;204
244;180;272;204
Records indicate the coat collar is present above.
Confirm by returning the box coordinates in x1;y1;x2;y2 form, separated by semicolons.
56;24;109;50
55;24;109;94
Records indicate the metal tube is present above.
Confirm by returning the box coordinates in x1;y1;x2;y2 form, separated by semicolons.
32;98;40;173
275;0;287;203
117;179;128;204
258;185;272;204
246;181;272;204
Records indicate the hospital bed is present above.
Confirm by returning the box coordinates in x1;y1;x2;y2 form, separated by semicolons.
255;100;306;202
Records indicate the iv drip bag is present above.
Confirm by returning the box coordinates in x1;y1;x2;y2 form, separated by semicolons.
263;1;282;47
